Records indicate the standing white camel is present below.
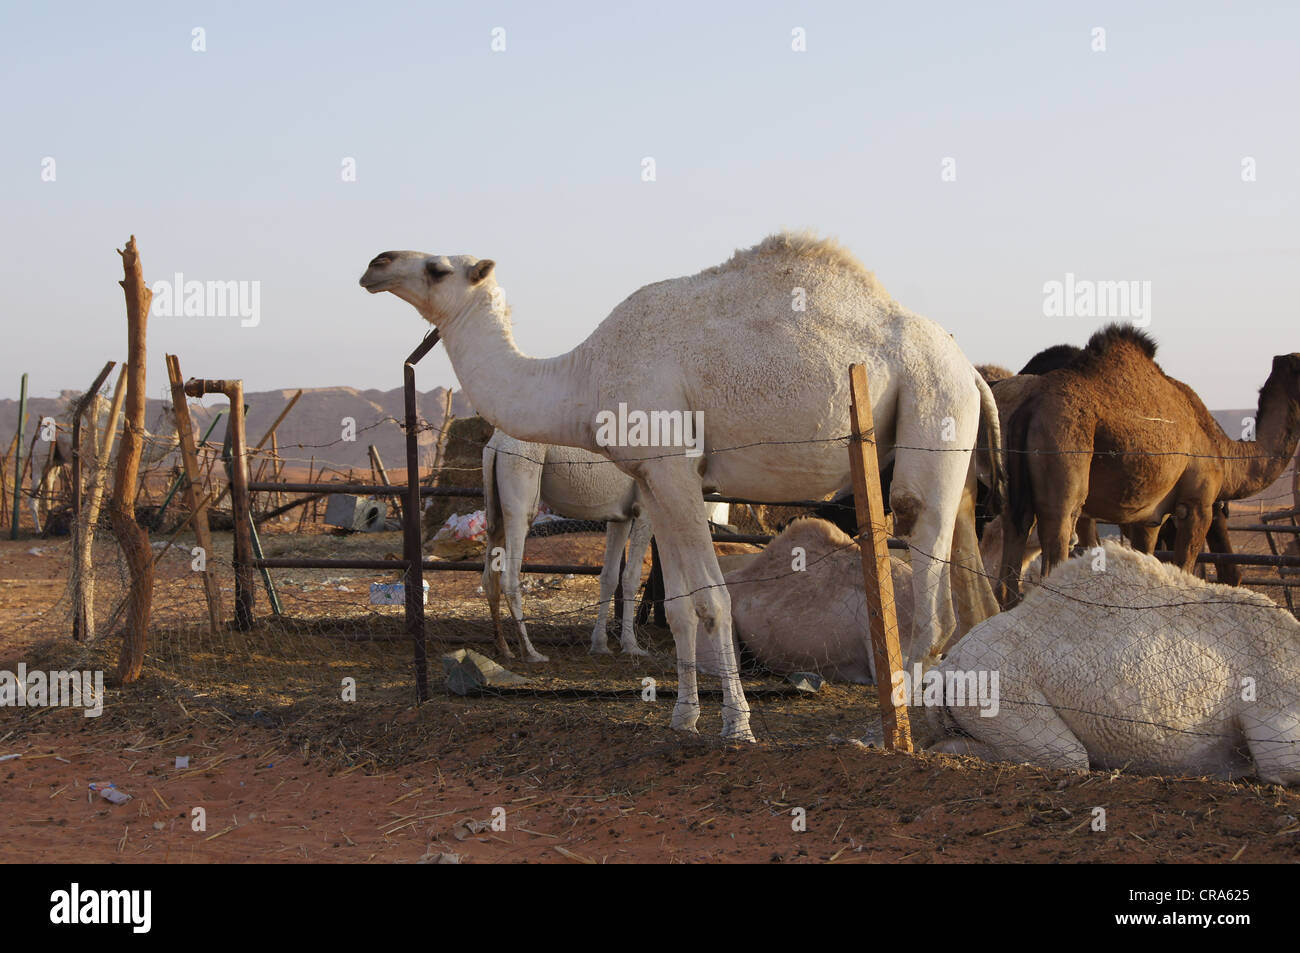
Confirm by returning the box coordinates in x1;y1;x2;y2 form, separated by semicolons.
361;232;997;741
482;430;653;662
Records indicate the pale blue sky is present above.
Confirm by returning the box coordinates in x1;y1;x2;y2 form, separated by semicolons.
1;1;1295;408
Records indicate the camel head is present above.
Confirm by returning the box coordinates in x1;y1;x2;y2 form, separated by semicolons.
359;251;497;326
1260;353;1300;423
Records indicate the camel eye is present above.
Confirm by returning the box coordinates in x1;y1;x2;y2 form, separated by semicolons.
426;260;454;281
369;255;391;268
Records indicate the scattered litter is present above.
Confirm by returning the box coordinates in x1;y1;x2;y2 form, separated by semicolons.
0;754;20;762
452;817;491;840
429;511;487;559
175;756;190;769
90;782;132;805
417;850;463;864
370;581;430;606
152;821;165;831
26;547;44;556
786;672;824;693
442;649;527;695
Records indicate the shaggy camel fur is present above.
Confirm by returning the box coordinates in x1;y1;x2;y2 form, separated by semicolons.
998;326;1296;604
361;232;997;741
481;430;652;662
930;543;1300;784
699;518;921;684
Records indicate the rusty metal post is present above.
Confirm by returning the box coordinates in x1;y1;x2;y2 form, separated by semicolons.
186;377;254;629
404;331;441;703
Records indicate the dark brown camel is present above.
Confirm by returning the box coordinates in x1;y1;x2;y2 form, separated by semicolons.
998;324;1300;605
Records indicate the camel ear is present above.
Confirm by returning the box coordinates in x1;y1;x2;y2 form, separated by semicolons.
468;259;496;284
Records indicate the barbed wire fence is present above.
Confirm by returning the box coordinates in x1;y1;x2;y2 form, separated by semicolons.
13;353;1300;779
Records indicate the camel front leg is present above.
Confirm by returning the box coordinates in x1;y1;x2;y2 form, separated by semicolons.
1172;500;1213;577
590;517;633;654
641;467;752;742
618;513;653;655
1124;522;1161;554
1207;503;1241;586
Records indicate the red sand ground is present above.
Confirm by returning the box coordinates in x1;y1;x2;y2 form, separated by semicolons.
3;530;1299;864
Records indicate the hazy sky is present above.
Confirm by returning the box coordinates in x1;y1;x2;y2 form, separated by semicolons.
2;1;1295;408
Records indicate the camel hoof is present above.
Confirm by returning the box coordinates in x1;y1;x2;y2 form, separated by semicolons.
525;653;549;664
588;643;613;656
670;704;700;734
621;644;649;657
722;723;757;744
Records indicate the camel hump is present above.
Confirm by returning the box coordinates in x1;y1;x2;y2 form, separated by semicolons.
1077;323;1158;364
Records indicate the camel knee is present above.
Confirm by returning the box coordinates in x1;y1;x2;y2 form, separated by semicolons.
890;490;923;538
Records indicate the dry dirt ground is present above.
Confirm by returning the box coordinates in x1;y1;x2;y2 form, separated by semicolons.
3;528;1300;864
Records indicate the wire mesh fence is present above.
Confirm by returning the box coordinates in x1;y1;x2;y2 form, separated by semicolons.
9;382;1300;781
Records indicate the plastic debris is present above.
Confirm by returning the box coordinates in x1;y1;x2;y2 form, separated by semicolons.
175;756;190;769
786;672;824;693
442;649;527;695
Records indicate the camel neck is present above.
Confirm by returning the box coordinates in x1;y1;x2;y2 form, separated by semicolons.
1222;393;1300;498
437;292;594;449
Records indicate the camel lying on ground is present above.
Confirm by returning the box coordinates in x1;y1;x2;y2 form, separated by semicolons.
699;518;922;684
929;543;1300;784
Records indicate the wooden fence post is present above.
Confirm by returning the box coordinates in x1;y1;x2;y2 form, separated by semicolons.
166;355;223;634
9;373;27;539
847;363;913;753
70;361;120;641
112;237;155;683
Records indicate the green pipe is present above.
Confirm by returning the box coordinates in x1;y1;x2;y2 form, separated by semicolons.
10;373;27;539
247;511;282;616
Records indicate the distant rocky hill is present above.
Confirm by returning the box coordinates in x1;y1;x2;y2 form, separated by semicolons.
0;383;474;477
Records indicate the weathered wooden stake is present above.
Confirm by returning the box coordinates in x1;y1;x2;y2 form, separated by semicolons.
111;237;155;683
71;361;121;641
10;373;27;539
166;355;223;634
847;363;913;753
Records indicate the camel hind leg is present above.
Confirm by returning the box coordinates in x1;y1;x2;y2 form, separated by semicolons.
589;517;633;654
618;513;652;655
890;436;969;668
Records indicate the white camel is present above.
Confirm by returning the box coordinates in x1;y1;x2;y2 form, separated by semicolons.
930;543;1300;784
483;429;731;662
482;430;653;662
361;232;998;741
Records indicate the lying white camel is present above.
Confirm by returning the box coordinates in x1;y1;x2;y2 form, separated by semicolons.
482;430;652;661
483;430;730;662
701;518;921;683
362;232;997;741
929;543;1300;784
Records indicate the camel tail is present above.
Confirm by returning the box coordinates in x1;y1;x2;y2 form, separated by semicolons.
482;441;502;539
973;370;1005;517
1004;399;1036;536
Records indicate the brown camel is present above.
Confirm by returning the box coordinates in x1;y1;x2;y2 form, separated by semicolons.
998;324;1300;605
